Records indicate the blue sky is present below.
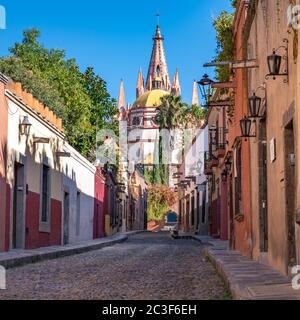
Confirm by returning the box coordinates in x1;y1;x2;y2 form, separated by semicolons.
0;0;233;104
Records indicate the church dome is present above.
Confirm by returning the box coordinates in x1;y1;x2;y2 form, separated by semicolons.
132;89;169;109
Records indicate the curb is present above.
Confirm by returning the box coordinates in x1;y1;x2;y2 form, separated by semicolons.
0;235;128;270
204;247;238;299
203;247;300;300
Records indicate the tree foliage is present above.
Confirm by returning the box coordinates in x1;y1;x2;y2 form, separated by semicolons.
147;184;178;222
151;95;206;186
0;28;118;161
213;3;235;82
155;95;189;130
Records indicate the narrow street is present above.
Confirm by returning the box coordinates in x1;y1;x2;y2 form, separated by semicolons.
0;232;230;300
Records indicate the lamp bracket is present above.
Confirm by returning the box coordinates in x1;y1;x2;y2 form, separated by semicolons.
265;38;289;83
253;83;266;94
57;152;71;158
33;137;50;144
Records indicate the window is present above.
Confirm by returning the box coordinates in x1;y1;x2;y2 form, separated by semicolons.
41;165;50;224
76;191;81;236
156;65;160;77
132;116;142;126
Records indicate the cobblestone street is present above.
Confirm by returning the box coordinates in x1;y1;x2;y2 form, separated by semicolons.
0;232;230;300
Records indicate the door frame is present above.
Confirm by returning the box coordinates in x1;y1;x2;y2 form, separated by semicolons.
284;120;297;271
62;186;70;245
10;153;27;250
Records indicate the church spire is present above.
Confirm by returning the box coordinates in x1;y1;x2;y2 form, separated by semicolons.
146;24;171;92
136;68;145;98
192;80;199;106
118;79;126;109
171;68;181;96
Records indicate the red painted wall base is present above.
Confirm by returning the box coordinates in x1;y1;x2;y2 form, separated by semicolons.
25;191;62;249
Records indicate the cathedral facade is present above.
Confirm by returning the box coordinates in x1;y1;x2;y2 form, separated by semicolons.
118;24;199;184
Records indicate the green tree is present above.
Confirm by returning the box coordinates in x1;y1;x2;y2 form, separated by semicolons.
147;184;178;222
0;28;117;161
152;95;188;185
155;95;188;130
213;7;235;82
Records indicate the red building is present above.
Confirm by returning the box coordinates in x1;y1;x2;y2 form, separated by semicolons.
2;81;64;251
103;167;121;236
93;167;105;239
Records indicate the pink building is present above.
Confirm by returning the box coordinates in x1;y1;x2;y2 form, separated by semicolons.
93;167;105;239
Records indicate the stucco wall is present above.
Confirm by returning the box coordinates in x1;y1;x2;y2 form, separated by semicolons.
0;78;9;252
94;168;105;239
6;90;64;249
228;0;252;258
61;144;96;244
247;0;297;274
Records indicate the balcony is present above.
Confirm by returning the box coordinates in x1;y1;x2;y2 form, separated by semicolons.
204;151;216;175
211;127;227;159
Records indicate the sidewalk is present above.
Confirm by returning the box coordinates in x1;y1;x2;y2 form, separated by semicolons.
0;231;141;269
197;236;300;300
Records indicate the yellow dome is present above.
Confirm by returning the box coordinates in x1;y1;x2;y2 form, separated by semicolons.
132;89;170;109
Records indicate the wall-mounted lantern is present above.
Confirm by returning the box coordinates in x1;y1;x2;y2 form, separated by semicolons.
209;124;217;132
197;74;214;107
248;83;266;119
221;170;228;183
248;93;262;118
240;116;256;138
266;39;288;82
19;115;32;137
225;158;232;172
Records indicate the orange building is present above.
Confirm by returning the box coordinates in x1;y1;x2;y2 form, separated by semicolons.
203;1;252;251
227;0;253;257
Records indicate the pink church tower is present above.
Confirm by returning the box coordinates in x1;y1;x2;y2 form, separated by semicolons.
146;25;171;92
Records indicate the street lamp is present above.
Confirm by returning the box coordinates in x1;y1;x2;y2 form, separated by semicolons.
266;39;288;82
221;170;227;183
209;124;217;132
240;116;255;138
248;93;262;118
225;158;232;172
267;51;282;76
197;74;214;107
19;115;32;137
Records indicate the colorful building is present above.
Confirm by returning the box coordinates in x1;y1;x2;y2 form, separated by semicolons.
0;73;9;252
245;0;298;274
103;166;121;236
177;83;210;235
0;78;112;252
61;144;97;245
94;167;105;239
203;0;300;276
5;81;64;250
